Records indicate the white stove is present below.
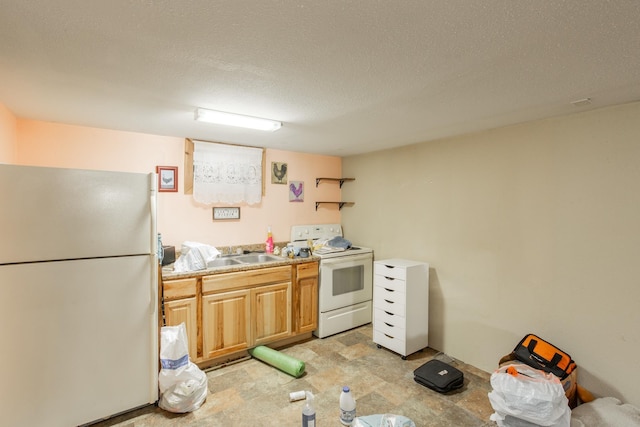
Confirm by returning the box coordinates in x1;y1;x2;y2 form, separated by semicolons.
290;224;373;338
290;224;373;258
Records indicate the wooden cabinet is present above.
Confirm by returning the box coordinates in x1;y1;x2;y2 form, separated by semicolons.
295;261;318;334
202;289;250;359
201;265;291;358
162;277;198;359
252;282;291;345
162;261;317;365
373;259;429;359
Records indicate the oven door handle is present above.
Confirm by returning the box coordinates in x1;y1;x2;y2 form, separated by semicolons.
318;252;373;265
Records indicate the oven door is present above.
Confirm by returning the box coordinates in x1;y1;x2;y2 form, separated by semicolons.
318;252;373;312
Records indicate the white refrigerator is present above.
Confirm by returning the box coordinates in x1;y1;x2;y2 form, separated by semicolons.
0;164;159;426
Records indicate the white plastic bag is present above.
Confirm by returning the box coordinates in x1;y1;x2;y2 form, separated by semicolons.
173;241;221;272
488;363;570;427
158;323;208;413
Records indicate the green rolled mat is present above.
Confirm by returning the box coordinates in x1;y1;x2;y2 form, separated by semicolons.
248;345;306;378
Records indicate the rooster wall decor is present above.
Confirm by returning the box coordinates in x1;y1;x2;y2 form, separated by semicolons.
271;162;288;184
289;181;304;202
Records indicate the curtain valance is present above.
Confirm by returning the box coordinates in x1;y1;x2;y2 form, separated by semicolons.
193;141;263;205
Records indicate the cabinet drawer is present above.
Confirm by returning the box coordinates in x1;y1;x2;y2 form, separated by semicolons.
203;266;291;294
373;275;406;294
373;291;406;317
374;263;407;280
373;309;407;337
296;261;319;280
163;277;197;300
374;329;405;355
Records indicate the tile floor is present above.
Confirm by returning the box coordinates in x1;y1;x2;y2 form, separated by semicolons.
90;324;496;426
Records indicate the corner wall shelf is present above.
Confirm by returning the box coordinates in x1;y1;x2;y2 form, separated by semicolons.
315;201;355;211
315;177;355;188
315;177;355;211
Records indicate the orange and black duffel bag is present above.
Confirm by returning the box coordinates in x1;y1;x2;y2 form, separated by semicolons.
513;334;576;380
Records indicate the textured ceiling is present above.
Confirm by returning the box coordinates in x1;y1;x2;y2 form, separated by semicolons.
1;1;639;156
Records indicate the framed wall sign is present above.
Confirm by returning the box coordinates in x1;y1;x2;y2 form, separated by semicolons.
213;207;241;220
157;166;178;192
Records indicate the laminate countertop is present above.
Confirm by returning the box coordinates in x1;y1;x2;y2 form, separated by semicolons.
161;254;320;281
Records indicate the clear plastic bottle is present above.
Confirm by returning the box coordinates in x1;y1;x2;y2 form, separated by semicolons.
266;226;274;254
157;233;164;265
302;391;316;427
339;386;356;425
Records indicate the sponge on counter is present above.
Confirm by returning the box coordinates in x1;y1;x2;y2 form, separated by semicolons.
248;345;306;378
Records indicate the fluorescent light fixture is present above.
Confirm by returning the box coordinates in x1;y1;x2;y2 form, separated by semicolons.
194;108;282;131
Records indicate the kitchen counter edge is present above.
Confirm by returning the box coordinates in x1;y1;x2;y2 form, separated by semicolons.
161;255;320;280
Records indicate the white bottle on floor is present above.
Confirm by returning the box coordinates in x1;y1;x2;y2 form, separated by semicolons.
302;391;316;427
339;386;356;425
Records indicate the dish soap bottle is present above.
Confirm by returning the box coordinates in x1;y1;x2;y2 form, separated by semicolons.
339;386;356;425
302;391;316;427
265;226;274;254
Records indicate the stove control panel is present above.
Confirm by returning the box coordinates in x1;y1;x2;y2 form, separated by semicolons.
290;224;343;243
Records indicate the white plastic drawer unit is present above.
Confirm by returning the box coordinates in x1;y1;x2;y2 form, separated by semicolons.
372;259;429;359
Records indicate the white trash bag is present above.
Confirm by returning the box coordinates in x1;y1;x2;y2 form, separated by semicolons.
488;363;570;427
173;241;221;272
158;323;208;413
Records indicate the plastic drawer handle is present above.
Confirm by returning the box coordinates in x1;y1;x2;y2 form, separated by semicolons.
384;276;395;280
384;333;394;339
385;311;394;316
384;288;394;292
384;265;396;269
384;299;393;304
385;322;394;327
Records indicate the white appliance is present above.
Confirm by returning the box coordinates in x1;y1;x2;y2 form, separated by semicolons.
290;224;373;338
0;165;159;427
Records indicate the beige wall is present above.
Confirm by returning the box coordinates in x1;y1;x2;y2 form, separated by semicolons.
13;119;341;248
342;101;640;406
0;103;17;163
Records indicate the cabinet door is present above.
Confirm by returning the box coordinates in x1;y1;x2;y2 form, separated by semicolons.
297;276;318;333
252;282;291;346
202;289;251;359
164;297;198;359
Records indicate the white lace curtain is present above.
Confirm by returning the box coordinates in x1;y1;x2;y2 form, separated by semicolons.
193;141;263;205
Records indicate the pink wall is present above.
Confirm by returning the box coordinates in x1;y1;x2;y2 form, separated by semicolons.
15;119;342;248
0;103;17;163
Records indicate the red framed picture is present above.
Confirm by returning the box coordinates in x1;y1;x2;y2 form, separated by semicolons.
156;166;178;192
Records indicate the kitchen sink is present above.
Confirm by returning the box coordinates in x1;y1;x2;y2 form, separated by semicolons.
206;257;242;268
234;254;282;264
206;253;282;269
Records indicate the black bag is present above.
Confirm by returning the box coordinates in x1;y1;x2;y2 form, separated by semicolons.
413;359;464;393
